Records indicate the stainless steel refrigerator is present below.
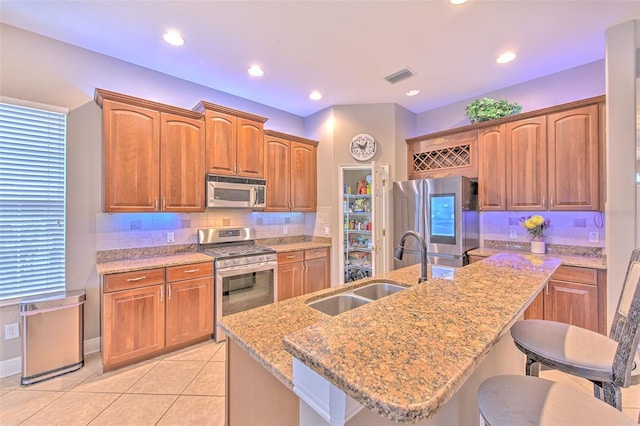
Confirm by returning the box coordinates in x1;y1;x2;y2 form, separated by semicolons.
392;176;479;269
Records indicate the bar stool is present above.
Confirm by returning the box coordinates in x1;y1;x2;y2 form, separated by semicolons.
477;375;637;425
510;248;640;410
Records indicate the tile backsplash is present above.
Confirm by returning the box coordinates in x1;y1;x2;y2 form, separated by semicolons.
96;207;332;251
481;211;606;253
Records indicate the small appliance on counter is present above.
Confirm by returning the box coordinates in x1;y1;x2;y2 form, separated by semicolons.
197;227;277;342
392;176;479;269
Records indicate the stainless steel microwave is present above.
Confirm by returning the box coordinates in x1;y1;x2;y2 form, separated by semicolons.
206;175;266;209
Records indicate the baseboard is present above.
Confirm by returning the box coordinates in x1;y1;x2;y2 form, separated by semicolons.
0;337;101;379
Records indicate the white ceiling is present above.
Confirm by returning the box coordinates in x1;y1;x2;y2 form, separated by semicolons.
1;1;639;117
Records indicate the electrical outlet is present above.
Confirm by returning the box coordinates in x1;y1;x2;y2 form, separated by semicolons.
589;231;599;243
325;226;330;236
283;226;288;235
167;232;174;243
5;323;19;340
509;228;517;239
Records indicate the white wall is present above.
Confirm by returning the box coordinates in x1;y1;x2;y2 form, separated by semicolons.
604;20;638;328
415;60;605;135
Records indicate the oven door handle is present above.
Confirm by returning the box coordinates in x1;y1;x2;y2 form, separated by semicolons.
250;186;257;206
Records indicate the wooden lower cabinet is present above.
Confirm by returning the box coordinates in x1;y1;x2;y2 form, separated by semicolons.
468;257;605;334
102;284;165;370
102;262;214;371
277;247;330;301
165;263;214;348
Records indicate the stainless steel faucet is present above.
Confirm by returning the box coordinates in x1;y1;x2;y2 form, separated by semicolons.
395;230;428;283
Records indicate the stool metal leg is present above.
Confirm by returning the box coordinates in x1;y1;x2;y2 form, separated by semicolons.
525;355;540;377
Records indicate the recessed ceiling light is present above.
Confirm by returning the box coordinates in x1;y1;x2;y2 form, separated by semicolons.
450;0;468;4
163;30;184;46
497;51;517;64
309;91;322;101
406;89;420;97
248;65;264;77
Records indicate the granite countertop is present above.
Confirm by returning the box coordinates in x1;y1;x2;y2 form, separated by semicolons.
219;253;562;423
468;247;606;269
96;252;213;275
265;241;332;253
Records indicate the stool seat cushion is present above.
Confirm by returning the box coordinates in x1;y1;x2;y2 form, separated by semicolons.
478;375;636;425
511;320;617;382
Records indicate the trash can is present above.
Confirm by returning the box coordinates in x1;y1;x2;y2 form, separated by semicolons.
20;289;86;385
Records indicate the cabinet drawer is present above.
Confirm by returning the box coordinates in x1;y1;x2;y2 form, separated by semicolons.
166;262;213;282
552;265;597;285
305;247;329;260
278;250;304;264
103;268;165;293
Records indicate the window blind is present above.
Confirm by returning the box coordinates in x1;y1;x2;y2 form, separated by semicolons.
0;102;66;302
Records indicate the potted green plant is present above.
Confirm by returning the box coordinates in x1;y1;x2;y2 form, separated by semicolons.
465;98;522;123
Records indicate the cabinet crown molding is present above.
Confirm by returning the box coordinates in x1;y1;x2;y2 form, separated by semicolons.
264;129;319;147
407;95;605;144
94;88;203;120
194;100;268;124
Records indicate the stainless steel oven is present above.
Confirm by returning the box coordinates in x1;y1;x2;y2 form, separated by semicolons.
197;227;277;342
215;257;276;342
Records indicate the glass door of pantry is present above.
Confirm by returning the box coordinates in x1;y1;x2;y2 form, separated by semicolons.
338;163;389;284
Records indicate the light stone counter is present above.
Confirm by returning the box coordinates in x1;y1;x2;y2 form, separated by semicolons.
266;241;332;253
220;253;562;423
469;247;606;269
96;252;213;275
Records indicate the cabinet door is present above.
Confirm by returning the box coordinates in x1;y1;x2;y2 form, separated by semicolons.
236;117;264;178
264;136;291;211
478;125;507;210
524;292;545;320
277;261;304;301
506;116;548;210
165;276;214;347
290;141;317;212
160;113;206;212
304;257;330;294
102;100;160;212
547;105;599;210
102;284;165;369
204;110;237;176
544;279;598;332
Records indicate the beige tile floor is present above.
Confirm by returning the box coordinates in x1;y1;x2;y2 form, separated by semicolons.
0;340;226;426
0;340;638;425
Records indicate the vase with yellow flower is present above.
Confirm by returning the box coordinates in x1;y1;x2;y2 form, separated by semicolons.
520;214;550;254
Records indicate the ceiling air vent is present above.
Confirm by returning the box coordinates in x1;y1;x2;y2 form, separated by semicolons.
384;68;414;84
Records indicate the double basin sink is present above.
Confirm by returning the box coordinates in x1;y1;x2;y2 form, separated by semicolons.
307;282;407;316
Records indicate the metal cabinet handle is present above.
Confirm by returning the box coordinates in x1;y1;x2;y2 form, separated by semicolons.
550;196;554;207
154;197;159;211
183;268;199;274
126;276;147;282
162;197;166;211
542;196;546;208
233;164;237;174
168;284;172;300
545;282;549;296
286;255;295;259
160;286;164;302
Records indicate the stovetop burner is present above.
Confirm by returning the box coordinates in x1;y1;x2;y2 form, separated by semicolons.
197;227;276;267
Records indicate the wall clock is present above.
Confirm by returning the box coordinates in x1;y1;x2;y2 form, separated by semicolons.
349;134;377;161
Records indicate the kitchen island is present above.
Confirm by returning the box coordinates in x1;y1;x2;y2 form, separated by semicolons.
219;252;562;425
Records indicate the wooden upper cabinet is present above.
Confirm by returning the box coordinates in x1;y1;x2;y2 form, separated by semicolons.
406;130;478;180
264;130;318;212
194;101;268;178
264;135;291;211
478;125;506;210
102;99;160;212
547;105;599;210
160;113;206;212
506;116;548;210
290;141;317;212
96;89;206;213
237;118;265;178
202;110;237;176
